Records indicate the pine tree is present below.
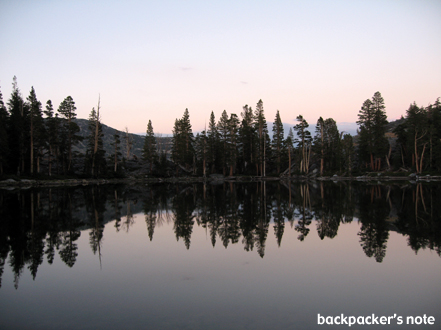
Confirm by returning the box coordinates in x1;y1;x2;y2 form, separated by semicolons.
217;110;230;175
171;109;195;173
110;134;122;173
341;134;354;173
285;128;294;177
26;87;45;174
85;100;106;177
314;117;325;176
207;111;219;173
7;76;29;175
227;113;240;176
194;130;208;177
57;96;81;173
357;92;388;171
143;120;158;173
238;105;257;174
405;103;429;173
254;100;270;176
294;115;312;173
0;86;9;175
272;110;285;174
44;100;60;176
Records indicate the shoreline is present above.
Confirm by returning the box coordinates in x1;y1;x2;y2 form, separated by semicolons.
1;173;441;188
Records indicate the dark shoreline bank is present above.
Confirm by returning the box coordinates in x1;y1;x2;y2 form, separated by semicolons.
1;173;441;188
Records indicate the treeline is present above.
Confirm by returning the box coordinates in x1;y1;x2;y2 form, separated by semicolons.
1;76;440;178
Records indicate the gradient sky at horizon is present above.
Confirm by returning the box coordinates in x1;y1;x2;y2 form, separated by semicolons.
1;0;440;135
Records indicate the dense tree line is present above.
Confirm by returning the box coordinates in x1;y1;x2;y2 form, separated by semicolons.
1;76;440;178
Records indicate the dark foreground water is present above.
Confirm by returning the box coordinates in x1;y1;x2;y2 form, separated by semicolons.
0;182;440;329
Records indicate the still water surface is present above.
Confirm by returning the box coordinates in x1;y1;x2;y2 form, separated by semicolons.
0;182;440;329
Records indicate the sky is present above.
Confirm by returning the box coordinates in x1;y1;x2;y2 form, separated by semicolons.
1;0;440;135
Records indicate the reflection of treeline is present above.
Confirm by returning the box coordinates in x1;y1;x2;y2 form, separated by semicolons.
0;184;145;288
1;183;440;288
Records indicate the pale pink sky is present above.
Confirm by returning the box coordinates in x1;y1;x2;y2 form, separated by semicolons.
1;0;440;135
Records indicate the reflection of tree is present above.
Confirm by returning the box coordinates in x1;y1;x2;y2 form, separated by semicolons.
295;184;313;241
113;189;122;232
172;186;196;249
395;183;441;257
122;200;135;233
86;187;106;266
315;182;351;240
27;192;45;279
58;192;82;268
357;186;390;263
218;182;241;248
273;186;285;247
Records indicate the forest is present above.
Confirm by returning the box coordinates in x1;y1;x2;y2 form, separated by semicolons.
1;76;441;179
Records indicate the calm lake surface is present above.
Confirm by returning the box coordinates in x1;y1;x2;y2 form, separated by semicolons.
0;182;440;330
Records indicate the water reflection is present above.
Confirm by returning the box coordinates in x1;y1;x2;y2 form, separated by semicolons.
0;182;440;289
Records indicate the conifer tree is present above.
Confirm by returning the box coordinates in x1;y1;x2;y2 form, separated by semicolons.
194;129;208;177
294;115;312;173
57;96;81;173
143;120;158;173
285;128;294;177
110;134;122;173
85;100;106;177
217;110;230;175
171;108;195;172
314;117;325;175
207;111;219;173
0;86;9;175
227;113;240;176
44;100;60;176
27;87;45;174
341;134;354;173
238;105;257;174
272;110;285;174
357;92;388;170
7;76;29;175
254;100;270;176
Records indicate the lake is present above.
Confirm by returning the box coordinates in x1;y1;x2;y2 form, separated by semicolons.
0;181;440;329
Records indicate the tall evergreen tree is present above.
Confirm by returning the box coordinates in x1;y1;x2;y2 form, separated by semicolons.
227;113;240;176
238;105;257;174
0;86;9;175
43;100;60;176
357;92;388;170
143;120;158;173
171;108;195;172
207;111;219;173
26;87;45;174
110;133;122;174
7;76;29;175
254;100;270;176
294;115;312;173
285;128;294;177
194;129;208;177
314;117;325;175
57;96;81;173
217;110;230;175
272;110;285;175
341;134;354;173
85;101;106;177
